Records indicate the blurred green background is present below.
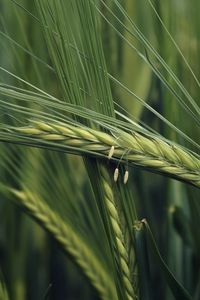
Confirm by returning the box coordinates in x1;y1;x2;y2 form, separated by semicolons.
0;1;200;300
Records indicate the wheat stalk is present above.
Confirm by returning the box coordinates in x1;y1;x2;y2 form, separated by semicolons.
6;187;117;300
6;120;200;188
100;165;136;300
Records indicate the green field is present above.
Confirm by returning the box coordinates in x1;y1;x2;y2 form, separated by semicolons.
0;1;200;300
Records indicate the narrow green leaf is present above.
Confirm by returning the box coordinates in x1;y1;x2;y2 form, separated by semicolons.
142;219;193;300
170;205;193;248
133;221;151;300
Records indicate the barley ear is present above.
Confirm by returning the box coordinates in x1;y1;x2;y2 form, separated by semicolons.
9;188;117;300
100;166;136;300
